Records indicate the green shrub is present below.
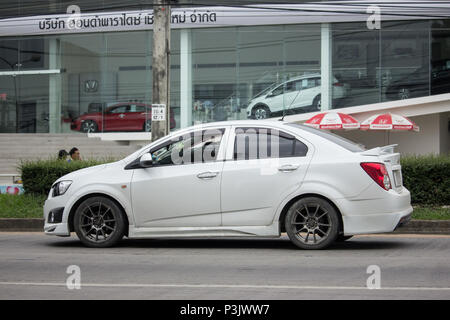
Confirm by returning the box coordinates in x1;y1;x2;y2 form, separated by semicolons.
17;154;449;205
0;194;46;218
19;158;114;195
401;155;450;206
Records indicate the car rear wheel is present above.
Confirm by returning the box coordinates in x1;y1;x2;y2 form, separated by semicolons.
285;197;339;250
252;105;270;119
81;120;98;133
144;120;152;132
74;196;126;248
398;87;410;100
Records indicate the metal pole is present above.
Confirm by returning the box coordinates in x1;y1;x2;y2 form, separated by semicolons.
151;0;171;141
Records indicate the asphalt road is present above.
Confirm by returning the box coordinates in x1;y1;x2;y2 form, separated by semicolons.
0;232;449;300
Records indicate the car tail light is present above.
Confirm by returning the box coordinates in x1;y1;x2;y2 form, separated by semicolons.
360;162;392;191
333;82;343;87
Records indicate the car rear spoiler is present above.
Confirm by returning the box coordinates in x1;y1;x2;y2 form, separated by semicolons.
359;144;398;156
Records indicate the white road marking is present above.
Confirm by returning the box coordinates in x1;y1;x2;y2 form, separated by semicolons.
0;281;449;291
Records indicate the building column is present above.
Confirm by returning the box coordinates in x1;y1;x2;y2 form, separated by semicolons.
180;29;192;128
321;23;332;111
48;38;61;133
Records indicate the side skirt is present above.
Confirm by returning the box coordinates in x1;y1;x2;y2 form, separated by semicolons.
128;222;280;239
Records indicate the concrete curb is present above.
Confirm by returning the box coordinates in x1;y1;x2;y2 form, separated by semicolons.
394;219;450;235
0;218;449;234
0;218;44;232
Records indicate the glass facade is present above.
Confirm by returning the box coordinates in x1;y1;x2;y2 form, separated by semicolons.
1;19;450;134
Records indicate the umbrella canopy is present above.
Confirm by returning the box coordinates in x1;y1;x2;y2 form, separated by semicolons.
360;113;419;132
305;112;360;130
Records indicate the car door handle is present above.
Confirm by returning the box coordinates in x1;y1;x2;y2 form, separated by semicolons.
278;164;300;172
197;171;219;179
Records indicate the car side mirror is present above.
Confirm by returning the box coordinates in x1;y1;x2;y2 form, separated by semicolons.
266;92;275;98
139;153;153;168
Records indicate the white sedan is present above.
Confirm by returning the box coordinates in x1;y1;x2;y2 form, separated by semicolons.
44;120;412;249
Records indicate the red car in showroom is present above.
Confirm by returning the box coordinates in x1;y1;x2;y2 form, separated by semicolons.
71;103;176;133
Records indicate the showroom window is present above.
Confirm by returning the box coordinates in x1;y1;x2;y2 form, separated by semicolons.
191;24;321;124
331;20;434;109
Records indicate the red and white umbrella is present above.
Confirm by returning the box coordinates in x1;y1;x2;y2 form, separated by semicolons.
360;113;419;132
305;112;360;130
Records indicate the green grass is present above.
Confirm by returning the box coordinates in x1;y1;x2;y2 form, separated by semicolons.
412;206;450;220
0;194;449;220
0;194;46;218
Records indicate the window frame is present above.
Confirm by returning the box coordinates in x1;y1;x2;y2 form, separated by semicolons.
227;126;310;161
125;125;230;169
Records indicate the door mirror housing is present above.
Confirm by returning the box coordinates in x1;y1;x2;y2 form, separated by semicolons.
139;153;153;168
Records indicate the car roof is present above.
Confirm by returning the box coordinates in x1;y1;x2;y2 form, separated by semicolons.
282;73;321;82
171;119;299;134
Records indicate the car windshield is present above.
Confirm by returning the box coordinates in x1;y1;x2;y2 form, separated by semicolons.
286;123;366;152
252;83;279;99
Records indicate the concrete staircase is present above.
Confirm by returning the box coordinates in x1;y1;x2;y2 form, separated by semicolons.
0;133;142;174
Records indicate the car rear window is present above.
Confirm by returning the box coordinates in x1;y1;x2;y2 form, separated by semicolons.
286;123;366;152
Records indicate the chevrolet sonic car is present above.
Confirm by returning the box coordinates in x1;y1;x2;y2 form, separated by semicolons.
247;74;350;119
71;102;176;133
44;120;412;249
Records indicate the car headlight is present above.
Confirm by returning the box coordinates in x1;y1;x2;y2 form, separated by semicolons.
52;180;72;197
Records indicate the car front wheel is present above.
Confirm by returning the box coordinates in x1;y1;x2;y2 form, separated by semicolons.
144;120;152;132
285;197;339;250
74;196;126;248
252;105;270;119
312;95;321;111
81;120;98;133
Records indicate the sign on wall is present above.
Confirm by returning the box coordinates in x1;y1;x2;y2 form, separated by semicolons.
0;3;447;37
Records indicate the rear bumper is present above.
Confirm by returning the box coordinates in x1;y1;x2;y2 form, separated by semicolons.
395;212;412;230
341;206;413;235
337;185;413;235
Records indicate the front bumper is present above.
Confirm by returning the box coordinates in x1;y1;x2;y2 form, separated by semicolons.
71;122;81;131
44;195;71;237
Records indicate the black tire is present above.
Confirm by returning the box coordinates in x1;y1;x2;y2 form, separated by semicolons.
73;196;126;248
312;95;321;111
252;104;271;120
81;120;98;133
285;197;339;250
143;119;152;132
336;235;353;242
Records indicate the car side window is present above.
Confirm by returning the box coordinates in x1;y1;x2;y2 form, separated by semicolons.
149;128;225;166
129;104;146;113
234;127;308;160
110;105;129;114
285;81;297;93
136;105;146;112
313;77;321;87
